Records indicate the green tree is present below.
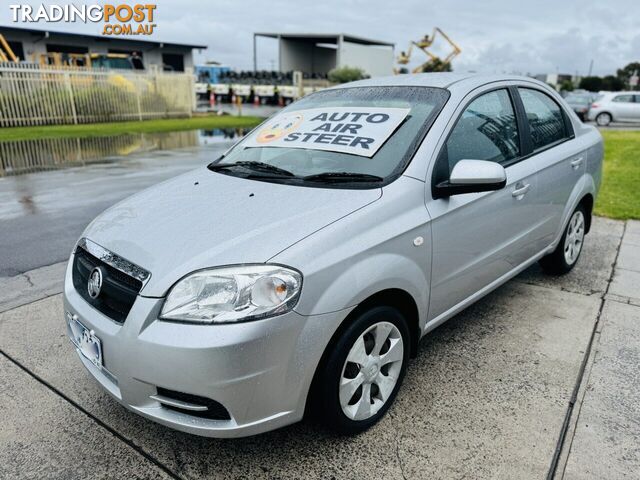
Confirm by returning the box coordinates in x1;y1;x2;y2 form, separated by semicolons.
580;75;625;92
616;62;640;90
579;76;603;91
328;66;367;84
559;80;574;92
420;58;452;72
602;75;625;91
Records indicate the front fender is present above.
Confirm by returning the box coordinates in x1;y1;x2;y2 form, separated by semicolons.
271;176;432;331
294;252;429;328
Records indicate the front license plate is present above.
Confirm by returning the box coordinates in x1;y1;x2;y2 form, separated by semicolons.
66;312;103;369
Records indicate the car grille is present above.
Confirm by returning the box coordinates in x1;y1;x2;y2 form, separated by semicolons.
72;244;144;323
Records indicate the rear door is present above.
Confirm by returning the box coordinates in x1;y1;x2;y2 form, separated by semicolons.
426;86;543;321
611;94;636;121
516;87;583;245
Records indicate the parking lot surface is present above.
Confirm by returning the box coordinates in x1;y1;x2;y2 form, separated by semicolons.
2;217;639;479
0;143;226;277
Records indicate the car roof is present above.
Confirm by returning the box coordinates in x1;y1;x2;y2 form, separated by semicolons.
328;73;547;92
602;91;636;96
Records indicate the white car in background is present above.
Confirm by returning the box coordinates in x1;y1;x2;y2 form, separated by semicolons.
588;92;640;126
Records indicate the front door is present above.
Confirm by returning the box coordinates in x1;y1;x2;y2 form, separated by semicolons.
426;87;542;322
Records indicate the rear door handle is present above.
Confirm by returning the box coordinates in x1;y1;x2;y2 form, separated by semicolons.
512;183;530;198
571;157;584;169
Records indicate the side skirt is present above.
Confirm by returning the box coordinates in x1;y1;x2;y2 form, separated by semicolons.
422;247;551;336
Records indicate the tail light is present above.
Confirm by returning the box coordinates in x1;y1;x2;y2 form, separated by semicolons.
591;103;600;108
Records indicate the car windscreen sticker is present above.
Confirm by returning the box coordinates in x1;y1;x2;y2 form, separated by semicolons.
243;107;411;158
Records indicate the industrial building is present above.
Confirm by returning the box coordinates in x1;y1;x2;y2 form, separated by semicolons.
534;73;581;88
0;25;205;71
253;33;395;77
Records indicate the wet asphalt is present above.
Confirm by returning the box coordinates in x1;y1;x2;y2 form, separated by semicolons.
0;143;228;277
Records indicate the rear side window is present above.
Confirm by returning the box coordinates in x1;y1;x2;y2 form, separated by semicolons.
518;88;567;151
612;94;634;103
439;89;520;176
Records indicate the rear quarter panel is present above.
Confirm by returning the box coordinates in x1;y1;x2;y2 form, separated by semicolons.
585;127;604;197
553;124;603;245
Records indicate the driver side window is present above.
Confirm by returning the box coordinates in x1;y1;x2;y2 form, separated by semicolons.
434;89;520;185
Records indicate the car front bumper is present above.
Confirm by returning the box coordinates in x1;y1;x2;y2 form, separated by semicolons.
63;260;350;438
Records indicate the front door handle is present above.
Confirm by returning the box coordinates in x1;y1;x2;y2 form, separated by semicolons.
512;183;530;198
571;157;584;169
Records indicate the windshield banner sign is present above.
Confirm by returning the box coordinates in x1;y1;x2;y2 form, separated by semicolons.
243;107;411;158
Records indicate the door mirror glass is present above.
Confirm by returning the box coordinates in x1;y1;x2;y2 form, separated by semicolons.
434;159;506;198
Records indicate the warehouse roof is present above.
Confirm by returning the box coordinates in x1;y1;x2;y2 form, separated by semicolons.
0;25;207;50
254;32;394;47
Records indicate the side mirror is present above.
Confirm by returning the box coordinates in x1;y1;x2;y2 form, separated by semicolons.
434;159;507;198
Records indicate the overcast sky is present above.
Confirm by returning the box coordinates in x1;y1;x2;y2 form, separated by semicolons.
2;0;638;75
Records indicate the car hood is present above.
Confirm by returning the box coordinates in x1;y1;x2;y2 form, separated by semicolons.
82;168;381;297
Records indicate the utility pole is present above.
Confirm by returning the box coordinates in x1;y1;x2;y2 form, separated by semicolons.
253;33;257;73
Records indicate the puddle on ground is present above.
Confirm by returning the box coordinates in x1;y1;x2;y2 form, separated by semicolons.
0;128;248;177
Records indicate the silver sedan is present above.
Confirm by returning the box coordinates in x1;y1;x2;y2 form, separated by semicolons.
64;73;603;437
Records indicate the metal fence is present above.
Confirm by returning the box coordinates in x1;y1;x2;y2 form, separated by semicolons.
0;63;195;127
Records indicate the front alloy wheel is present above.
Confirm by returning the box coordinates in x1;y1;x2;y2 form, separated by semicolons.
312;306;410;434
339;322;404;421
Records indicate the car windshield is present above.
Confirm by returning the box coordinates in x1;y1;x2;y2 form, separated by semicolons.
209;86;449;188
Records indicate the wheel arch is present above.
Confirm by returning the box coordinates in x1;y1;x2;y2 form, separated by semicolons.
596;110;614;123
552;175;597;249
304;288;421;417
579;193;594;233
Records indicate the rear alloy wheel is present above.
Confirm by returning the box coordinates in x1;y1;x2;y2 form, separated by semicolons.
563;210;585;266
539;205;587;275
313;306;410;434
596;112;612;126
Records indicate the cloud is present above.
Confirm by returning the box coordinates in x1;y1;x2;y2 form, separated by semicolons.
456;29;634;76
1;0;638;74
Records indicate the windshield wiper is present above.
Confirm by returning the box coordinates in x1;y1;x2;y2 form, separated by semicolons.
302;172;384;183
208;161;295;177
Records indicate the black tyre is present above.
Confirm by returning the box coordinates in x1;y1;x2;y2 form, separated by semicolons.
596;112;612;126
313;306;410;435
539;204;587;275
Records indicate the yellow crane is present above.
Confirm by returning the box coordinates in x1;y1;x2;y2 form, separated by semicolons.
0;33;18;62
396;28;461;73
32;52;144;70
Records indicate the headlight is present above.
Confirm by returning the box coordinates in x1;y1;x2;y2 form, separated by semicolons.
160;265;302;324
